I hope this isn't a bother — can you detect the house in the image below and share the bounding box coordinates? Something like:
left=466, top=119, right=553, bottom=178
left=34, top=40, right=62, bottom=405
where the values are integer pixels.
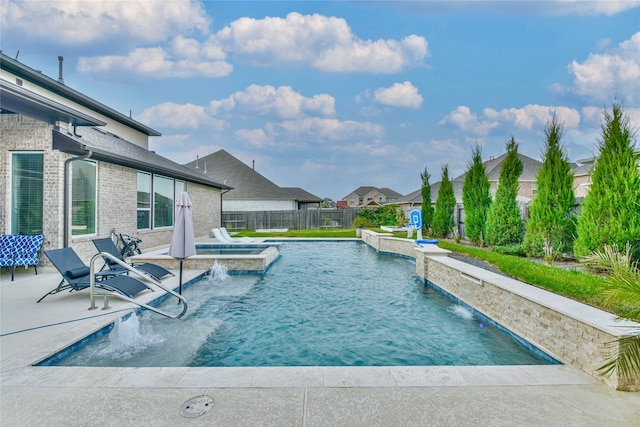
left=184, top=149, right=322, bottom=211
left=342, top=186, right=403, bottom=208
left=0, top=53, right=230, bottom=263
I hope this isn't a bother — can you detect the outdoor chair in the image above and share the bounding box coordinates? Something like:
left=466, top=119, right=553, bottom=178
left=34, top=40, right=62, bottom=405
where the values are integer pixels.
left=40, top=248, right=153, bottom=303
left=13, top=234, right=44, bottom=281
left=92, top=237, right=174, bottom=281
left=219, top=227, right=254, bottom=243
left=0, top=234, right=44, bottom=281
left=0, top=235, right=17, bottom=270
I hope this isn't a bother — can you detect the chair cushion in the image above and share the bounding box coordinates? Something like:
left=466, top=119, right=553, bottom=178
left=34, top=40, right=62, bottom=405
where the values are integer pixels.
left=66, top=266, right=90, bottom=279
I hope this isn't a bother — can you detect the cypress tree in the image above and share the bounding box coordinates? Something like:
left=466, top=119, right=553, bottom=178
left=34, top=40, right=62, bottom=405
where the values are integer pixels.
left=420, top=166, right=434, bottom=234
left=574, top=101, right=640, bottom=260
left=462, top=144, right=491, bottom=245
left=432, top=164, right=456, bottom=238
left=524, top=115, right=576, bottom=258
left=485, top=137, right=524, bottom=247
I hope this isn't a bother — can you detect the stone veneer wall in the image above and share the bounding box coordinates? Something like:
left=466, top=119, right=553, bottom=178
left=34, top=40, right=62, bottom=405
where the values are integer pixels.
left=362, top=230, right=639, bottom=391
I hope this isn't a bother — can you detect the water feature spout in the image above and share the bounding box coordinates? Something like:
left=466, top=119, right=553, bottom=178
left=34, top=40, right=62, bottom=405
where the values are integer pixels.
left=209, top=261, right=230, bottom=283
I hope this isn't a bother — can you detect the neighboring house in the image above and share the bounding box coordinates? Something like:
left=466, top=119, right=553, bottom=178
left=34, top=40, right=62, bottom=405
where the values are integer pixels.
left=0, top=53, right=230, bottom=263
left=342, top=186, right=403, bottom=208
left=184, top=149, right=322, bottom=211
left=282, top=188, right=323, bottom=210
left=572, top=159, right=594, bottom=199
left=572, top=151, right=640, bottom=198
left=396, top=153, right=542, bottom=219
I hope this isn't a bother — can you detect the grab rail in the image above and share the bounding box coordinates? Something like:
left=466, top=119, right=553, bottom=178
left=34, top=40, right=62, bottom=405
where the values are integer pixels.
left=89, top=252, right=188, bottom=318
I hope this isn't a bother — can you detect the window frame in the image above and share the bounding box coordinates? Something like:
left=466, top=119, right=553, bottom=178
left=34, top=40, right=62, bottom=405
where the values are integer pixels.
left=10, top=151, right=44, bottom=235
left=70, top=159, right=98, bottom=236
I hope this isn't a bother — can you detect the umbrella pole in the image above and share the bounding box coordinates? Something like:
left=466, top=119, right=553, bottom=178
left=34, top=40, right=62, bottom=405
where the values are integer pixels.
left=179, top=260, right=183, bottom=295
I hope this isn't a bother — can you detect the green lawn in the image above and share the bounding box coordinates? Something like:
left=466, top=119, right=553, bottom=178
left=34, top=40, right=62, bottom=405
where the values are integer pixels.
left=235, top=228, right=632, bottom=318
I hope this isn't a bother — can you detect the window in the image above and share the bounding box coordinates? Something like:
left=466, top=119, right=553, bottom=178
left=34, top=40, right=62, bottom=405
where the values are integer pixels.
left=11, top=152, right=43, bottom=234
left=137, top=172, right=183, bottom=230
left=71, top=160, right=97, bottom=235
left=153, top=175, right=174, bottom=228
left=137, top=172, right=151, bottom=229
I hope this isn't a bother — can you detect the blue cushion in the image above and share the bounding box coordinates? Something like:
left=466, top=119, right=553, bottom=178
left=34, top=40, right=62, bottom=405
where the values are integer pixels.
left=66, top=266, right=90, bottom=279
left=416, top=239, right=439, bottom=244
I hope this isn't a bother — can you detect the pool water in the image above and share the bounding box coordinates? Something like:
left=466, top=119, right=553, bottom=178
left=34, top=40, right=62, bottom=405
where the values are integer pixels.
left=195, top=248, right=265, bottom=255
left=50, top=241, right=554, bottom=367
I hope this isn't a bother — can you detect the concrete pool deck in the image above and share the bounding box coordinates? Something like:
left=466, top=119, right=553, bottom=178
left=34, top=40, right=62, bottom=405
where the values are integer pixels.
left=1, top=261, right=639, bottom=425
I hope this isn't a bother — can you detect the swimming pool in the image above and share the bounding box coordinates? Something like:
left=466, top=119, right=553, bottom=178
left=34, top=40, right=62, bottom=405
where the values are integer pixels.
left=45, top=241, right=556, bottom=367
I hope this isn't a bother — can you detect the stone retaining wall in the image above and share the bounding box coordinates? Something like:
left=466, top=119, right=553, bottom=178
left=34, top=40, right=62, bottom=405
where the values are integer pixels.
left=362, top=230, right=639, bottom=391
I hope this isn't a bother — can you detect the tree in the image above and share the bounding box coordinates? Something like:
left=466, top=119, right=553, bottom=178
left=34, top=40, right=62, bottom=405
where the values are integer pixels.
left=523, top=115, right=576, bottom=259
left=574, top=101, right=640, bottom=261
left=420, top=166, right=434, bottom=234
left=462, top=144, right=491, bottom=245
left=485, top=137, right=524, bottom=247
left=432, top=164, right=456, bottom=238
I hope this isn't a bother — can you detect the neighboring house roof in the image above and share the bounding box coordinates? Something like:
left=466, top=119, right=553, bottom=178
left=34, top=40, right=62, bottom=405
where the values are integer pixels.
left=453, top=152, right=542, bottom=182
left=348, top=186, right=378, bottom=197
left=282, top=187, right=323, bottom=203
left=1, top=53, right=160, bottom=136
left=343, top=186, right=403, bottom=200
left=378, top=187, right=404, bottom=199
left=185, top=149, right=294, bottom=200
left=53, top=126, right=230, bottom=189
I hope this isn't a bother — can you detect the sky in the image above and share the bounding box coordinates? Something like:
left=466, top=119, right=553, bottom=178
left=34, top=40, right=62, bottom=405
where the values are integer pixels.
left=2, top=1, right=639, bottom=201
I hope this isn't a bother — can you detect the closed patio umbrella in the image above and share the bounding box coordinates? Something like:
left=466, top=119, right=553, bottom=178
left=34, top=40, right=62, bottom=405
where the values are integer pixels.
left=168, top=192, right=196, bottom=294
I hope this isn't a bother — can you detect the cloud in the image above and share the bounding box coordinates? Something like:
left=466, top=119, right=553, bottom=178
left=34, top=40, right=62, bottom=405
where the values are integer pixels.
left=137, top=102, right=227, bottom=130
left=395, top=0, right=640, bottom=16
left=208, top=84, right=335, bottom=119
left=78, top=45, right=233, bottom=78
left=235, top=128, right=269, bottom=148
left=483, top=105, right=581, bottom=130
left=264, top=117, right=384, bottom=143
left=0, top=0, right=209, bottom=46
left=374, top=81, right=423, bottom=109
left=439, top=106, right=499, bottom=136
left=214, top=12, right=428, bottom=73
left=551, top=32, right=640, bottom=104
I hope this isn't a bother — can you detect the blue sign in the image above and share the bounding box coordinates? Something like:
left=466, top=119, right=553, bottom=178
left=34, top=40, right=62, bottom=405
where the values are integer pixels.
left=409, top=209, right=422, bottom=229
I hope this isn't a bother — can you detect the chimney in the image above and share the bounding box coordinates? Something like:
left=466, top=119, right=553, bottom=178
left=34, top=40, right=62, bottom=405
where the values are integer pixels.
left=57, top=56, right=65, bottom=84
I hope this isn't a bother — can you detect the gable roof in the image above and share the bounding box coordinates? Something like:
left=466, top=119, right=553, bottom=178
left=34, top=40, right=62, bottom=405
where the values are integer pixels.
left=53, top=127, right=229, bottom=189
left=378, top=187, right=404, bottom=199
left=282, top=187, right=323, bottom=203
left=453, top=152, right=542, bottom=182
left=185, top=150, right=294, bottom=200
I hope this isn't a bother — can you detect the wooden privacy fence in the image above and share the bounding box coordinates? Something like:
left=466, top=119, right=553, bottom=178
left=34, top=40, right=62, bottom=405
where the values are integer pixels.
left=222, top=209, right=361, bottom=231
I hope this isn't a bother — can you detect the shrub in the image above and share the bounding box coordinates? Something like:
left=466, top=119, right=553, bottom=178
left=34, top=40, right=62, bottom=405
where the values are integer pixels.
left=432, top=164, right=456, bottom=238
left=485, top=137, right=524, bottom=246
left=492, top=244, right=527, bottom=257
left=420, top=166, right=434, bottom=234
left=574, top=101, right=640, bottom=261
left=524, top=115, right=576, bottom=257
left=462, top=144, right=492, bottom=245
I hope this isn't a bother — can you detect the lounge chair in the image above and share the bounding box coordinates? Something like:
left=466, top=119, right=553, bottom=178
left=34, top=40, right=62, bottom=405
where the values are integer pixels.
left=92, top=237, right=174, bottom=281
left=40, top=248, right=152, bottom=303
left=219, top=227, right=254, bottom=243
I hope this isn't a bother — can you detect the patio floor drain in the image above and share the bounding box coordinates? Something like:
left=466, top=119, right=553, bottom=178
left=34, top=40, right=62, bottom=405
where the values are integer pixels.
left=180, top=395, right=215, bottom=418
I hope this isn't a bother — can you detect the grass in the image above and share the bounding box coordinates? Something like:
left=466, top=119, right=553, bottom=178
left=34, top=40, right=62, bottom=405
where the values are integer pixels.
left=235, top=228, right=632, bottom=317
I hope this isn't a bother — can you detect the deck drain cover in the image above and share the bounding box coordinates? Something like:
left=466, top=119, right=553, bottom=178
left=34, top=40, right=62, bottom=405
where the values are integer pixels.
left=180, top=395, right=214, bottom=418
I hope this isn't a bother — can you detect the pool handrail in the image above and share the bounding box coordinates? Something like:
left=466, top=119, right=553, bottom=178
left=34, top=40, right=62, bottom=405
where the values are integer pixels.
left=89, top=252, right=187, bottom=318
